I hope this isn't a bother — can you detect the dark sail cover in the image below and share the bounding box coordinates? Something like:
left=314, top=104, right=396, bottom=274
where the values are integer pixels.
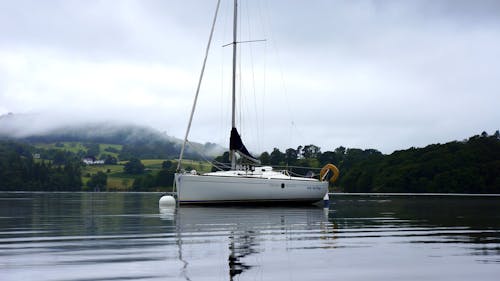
left=230, top=127, right=261, bottom=164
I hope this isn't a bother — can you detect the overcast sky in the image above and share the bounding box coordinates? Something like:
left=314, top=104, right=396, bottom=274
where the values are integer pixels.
left=1, top=0, right=499, bottom=154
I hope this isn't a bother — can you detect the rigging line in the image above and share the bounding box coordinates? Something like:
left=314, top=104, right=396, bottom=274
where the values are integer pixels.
left=219, top=0, right=229, bottom=148
left=257, top=0, right=268, bottom=149
left=237, top=0, right=243, bottom=135
left=288, top=170, right=316, bottom=178
left=274, top=38, right=295, bottom=149
left=222, top=39, right=266, bottom=47
left=238, top=39, right=267, bottom=44
left=239, top=0, right=246, bottom=147
left=245, top=0, right=261, bottom=153
left=230, top=0, right=239, bottom=169
left=184, top=141, right=229, bottom=171
left=272, top=165, right=323, bottom=171
left=261, top=0, right=297, bottom=149
left=177, top=0, right=221, bottom=171
left=217, top=18, right=226, bottom=148
left=211, top=159, right=231, bottom=170
left=219, top=41, right=225, bottom=147
left=211, top=162, right=231, bottom=171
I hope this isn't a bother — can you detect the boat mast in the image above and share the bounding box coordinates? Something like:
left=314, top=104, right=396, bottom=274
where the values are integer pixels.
left=177, top=0, right=221, bottom=171
left=230, top=0, right=238, bottom=170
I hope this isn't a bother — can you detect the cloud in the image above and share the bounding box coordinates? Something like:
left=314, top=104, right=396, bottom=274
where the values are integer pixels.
left=0, top=0, right=499, bottom=154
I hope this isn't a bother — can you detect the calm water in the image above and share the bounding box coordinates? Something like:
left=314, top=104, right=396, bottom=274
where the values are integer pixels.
left=1, top=192, right=499, bottom=281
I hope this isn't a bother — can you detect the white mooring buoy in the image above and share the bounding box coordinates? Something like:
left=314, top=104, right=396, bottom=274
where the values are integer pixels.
left=159, top=195, right=176, bottom=207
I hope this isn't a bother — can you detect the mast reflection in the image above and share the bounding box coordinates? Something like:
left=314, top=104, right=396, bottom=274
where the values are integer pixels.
left=163, top=206, right=333, bottom=280
left=228, top=230, right=258, bottom=280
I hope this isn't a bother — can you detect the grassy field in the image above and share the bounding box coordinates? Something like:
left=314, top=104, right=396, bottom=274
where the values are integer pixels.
left=99, top=143, right=122, bottom=158
left=82, top=159, right=212, bottom=191
left=175, top=159, right=212, bottom=173
left=35, top=142, right=87, bottom=154
left=116, top=159, right=212, bottom=173
left=82, top=164, right=133, bottom=191
left=34, top=142, right=123, bottom=158
left=82, top=164, right=124, bottom=175
left=32, top=141, right=212, bottom=191
left=141, top=159, right=166, bottom=170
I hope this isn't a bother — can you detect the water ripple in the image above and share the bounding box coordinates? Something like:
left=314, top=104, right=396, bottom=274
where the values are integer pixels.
left=1, top=193, right=499, bottom=281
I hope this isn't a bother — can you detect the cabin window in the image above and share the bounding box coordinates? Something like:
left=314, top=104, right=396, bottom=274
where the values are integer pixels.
left=281, top=183, right=285, bottom=189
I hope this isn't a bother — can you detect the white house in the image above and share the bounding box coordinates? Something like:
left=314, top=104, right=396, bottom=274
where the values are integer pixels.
left=82, top=158, right=105, bottom=165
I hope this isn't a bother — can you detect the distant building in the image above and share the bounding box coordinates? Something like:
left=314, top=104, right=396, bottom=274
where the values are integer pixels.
left=82, top=157, right=104, bottom=165
left=32, top=153, right=41, bottom=159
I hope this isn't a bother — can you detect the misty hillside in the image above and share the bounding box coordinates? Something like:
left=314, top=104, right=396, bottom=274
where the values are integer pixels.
left=0, top=113, right=224, bottom=159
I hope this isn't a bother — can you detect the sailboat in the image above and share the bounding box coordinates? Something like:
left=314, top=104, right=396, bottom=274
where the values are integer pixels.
left=174, top=0, right=338, bottom=204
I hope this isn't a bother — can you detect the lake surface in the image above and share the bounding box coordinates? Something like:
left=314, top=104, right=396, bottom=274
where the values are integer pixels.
left=1, top=192, right=499, bottom=281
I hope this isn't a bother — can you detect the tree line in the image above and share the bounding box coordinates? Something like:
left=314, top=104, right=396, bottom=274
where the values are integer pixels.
left=210, top=131, right=499, bottom=193
left=340, top=132, right=499, bottom=193
left=213, top=144, right=383, bottom=179
left=0, top=141, right=82, bottom=191
left=129, top=160, right=176, bottom=191
left=242, top=131, right=498, bottom=193
left=1, top=131, right=498, bottom=193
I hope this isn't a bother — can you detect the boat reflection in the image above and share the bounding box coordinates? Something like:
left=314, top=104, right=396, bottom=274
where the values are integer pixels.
left=160, top=206, right=336, bottom=280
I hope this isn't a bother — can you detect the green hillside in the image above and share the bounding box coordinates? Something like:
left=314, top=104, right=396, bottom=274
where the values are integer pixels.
left=33, top=142, right=123, bottom=158
left=252, top=132, right=499, bottom=194
left=338, top=133, right=499, bottom=193
left=1, top=131, right=498, bottom=193
left=81, top=158, right=212, bottom=191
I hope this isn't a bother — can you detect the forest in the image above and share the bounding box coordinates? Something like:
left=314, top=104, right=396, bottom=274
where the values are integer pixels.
left=0, top=141, right=82, bottom=191
left=338, top=132, right=499, bottom=193
left=0, top=131, right=498, bottom=193
left=218, top=131, right=500, bottom=193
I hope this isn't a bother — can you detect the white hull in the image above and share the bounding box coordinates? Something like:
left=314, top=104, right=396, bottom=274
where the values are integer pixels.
left=175, top=172, right=328, bottom=204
